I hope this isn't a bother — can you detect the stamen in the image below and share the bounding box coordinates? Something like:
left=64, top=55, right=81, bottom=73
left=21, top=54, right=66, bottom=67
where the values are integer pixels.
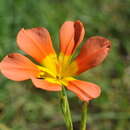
left=37, top=65, right=56, bottom=78
left=37, top=71, right=45, bottom=79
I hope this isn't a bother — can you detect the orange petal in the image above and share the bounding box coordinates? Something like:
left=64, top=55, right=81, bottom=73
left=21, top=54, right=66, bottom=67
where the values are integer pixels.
left=67, top=80, right=101, bottom=101
left=31, top=78, right=61, bottom=91
left=0, top=53, right=40, bottom=81
left=74, top=36, right=111, bottom=74
left=17, top=27, right=56, bottom=63
left=60, top=20, right=85, bottom=55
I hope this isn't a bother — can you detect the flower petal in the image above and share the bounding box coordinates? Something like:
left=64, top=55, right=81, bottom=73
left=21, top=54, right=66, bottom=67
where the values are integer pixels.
left=66, top=80, right=101, bottom=101
left=59, top=21, right=85, bottom=74
left=31, top=78, right=61, bottom=91
left=0, top=53, right=40, bottom=81
left=59, top=20, right=85, bottom=55
left=17, top=27, right=56, bottom=64
left=72, top=36, right=111, bottom=74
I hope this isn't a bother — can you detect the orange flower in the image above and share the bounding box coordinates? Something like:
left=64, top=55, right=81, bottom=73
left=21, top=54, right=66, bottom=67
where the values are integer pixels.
left=0, top=21, right=111, bottom=101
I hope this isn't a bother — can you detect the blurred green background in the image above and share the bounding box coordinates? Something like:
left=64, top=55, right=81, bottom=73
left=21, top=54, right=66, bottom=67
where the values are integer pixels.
left=0, top=0, right=130, bottom=130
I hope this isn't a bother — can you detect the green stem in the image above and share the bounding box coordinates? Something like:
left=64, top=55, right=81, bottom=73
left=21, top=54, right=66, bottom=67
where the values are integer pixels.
left=59, top=86, right=73, bottom=130
left=80, top=102, right=88, bottom=130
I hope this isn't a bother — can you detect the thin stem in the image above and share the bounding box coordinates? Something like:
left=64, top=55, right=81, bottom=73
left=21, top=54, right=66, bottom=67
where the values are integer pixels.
left=80, top=102, right=88, bottom=130
left=59, top=86, right=73, bottom=130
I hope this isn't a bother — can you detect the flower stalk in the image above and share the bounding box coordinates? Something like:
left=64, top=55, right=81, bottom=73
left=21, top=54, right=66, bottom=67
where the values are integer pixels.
left=80, top=102, right=88, bottom=130
left=59, top=86, right=73, bottom=130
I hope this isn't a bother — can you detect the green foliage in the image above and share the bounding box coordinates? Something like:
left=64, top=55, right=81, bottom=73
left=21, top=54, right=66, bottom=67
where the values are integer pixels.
left=0, top=0, right=129, bottom=129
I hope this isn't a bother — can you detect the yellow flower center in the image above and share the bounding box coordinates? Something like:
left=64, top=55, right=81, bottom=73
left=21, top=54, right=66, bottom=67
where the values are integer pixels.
left=36, top=53, right=77, bottom=85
